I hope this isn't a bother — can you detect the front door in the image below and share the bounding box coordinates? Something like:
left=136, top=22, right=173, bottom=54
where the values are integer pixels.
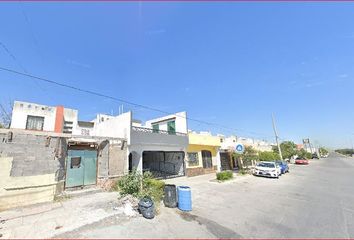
left=201, top=150, right=213, bottom=169
left=66, top=150, right=97, bottom=188
left=220, top=152, right=232, bottom=171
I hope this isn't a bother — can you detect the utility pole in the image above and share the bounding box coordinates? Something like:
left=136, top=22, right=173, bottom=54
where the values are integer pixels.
left=351, top=135, right=354, bottom=157
left=272, top=113, right=283, bottom=160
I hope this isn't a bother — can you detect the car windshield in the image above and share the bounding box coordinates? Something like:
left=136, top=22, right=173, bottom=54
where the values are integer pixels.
left=257, top=162, right=275, bottom=168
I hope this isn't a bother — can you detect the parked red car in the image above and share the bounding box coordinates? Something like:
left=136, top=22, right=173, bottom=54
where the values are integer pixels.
left=295, top=157, right=309, bottom=165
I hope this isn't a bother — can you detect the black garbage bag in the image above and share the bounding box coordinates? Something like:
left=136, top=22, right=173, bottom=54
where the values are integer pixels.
left=138, top=197, right=155, bottom=219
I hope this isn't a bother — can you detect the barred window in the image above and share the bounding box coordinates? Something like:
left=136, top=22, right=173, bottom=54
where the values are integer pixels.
left=26, top=115, right=44, bottom=131
left=202, top=150, right=213, bottom=169
left=187, top=152, right=199, bottom=166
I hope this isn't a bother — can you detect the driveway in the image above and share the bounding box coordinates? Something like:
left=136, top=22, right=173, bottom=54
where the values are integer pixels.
left=60, top=153, right=354, bottom=238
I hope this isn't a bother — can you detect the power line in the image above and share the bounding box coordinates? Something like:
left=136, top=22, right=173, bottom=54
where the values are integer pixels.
left=0, top=66, right=275, bottom=139
left=0, top=41, right=28, bottom=73
left=0, top=103, right=11, bottom=121
left=0, top=40, right=53, bottom=98
left=18, top=1, right=45, bottom=65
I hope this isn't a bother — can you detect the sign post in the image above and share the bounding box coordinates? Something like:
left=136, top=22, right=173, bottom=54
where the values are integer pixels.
left=235, top=143, right=244, bottom=154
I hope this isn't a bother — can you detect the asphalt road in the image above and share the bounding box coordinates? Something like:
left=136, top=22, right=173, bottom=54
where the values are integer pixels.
left=61, top=153, right=354, bottom=238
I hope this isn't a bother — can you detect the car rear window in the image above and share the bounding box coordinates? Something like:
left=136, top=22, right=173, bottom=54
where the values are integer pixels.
left=257, top=162, right=275, bottom=168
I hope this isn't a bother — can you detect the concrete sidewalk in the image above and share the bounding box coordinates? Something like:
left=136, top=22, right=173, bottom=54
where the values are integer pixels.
left=0, top=191, right=137, bottom=239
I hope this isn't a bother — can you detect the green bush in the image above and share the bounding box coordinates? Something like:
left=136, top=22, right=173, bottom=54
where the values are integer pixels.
left=259, top=151, right=280, bottom=161
left=305, top=152, right=312, bottom=159
left=115, top=169, right=165, bottom=205
left=142, top=176, right=165, bottom=204
left=216, top=171, right=234, bottom=181
left=116, top=168, right=142, bottom=197
left=238, top=168, right=247, bottom=175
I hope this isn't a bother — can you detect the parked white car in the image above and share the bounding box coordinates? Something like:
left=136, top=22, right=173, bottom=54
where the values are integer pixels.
left=253, top=161, right=280, bottom=178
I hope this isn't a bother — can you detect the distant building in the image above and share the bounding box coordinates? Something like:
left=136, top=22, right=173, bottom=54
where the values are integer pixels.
left=10, top=100, right=189, bottom=178
left=10, top=101, right=78, bottom=134
left=93, top=111, right=189, bottom=177
left=186, top=131, right=221, bottom=176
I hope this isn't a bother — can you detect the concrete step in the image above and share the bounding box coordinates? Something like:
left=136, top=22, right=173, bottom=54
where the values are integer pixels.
left=62, top=186, right=103, bottom=198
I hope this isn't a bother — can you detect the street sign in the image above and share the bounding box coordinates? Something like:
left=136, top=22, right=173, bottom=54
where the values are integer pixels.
left=235, top=143, right=244, bottom=154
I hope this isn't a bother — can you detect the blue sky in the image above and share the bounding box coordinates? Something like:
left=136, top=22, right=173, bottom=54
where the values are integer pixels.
left=1, top=2, right=354, bottom=148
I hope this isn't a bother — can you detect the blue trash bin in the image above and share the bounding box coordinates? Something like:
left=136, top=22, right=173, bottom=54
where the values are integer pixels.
left=177, top=186, right=192, bottom=211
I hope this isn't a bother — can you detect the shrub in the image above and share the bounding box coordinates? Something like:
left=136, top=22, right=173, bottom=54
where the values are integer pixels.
left=259, top=151, right=280, bottom=161
left=216, top=170, right=234, bottom=181
left=115, top=169, right=165, bottom=206
left=305, top=152, right=312, bottom=159
left=116, top=168, right=142, bottom=197
left=238, top=168, right=247, bottom=175
left=140, top=178, right=165, bottom=204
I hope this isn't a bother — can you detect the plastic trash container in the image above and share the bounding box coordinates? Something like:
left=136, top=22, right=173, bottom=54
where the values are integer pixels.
left=164, top=184, right=177, bottom=208
left=177, top=186, right=192, bottom=211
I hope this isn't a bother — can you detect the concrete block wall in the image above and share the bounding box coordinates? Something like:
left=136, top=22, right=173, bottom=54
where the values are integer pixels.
left=0, top=129, right=127, bottom=210
left=0, top=156, right=58, bottom=210
left=98, top=140, right=109, bottom=178
left=0, top=130, right=68, bottom=210
left=0, top=131, right=67, bottom=179
left=97, top=139, right=128, bottom=178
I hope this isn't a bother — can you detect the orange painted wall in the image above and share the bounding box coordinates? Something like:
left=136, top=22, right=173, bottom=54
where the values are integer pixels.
left=54, top=106, right=64, bottom=133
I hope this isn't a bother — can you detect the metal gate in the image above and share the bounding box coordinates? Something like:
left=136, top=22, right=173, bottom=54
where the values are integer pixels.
left=220, top=152, right=232, bottom=171
left=65, top=150, right=97, bottom=188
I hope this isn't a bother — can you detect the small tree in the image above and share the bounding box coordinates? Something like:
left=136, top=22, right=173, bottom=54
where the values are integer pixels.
left=259, top=151, right=280, bottom=161
left=319, top=147, right=329, bottom=156
left=233, top=146, right=259, bottom=169
left=297, top=148, right=308, bottom=158
left=273, top=141, right=297, bottom=159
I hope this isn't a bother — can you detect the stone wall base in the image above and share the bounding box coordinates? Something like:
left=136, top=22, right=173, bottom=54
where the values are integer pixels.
left=186, top=166, right=217, bottom=177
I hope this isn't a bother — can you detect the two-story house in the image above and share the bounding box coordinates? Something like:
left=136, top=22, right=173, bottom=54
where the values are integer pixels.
left=94, top=111, right=189, bottom=178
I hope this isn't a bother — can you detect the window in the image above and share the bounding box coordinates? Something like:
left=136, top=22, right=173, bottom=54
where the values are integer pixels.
left=201, top=150, right=213, bottom=169
left=152, top=124, right=159, bottom=133
left=26, top=115, right=44, bottom=131
left=167, top=120, right=176, bottom=135
left=187, top=152, right=199, bottom=166
left=70, top=157, right=81, bottom=168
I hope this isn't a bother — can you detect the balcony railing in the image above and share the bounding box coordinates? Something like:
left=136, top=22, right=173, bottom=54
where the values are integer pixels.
left=132, top=126, right=187, bottom=136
